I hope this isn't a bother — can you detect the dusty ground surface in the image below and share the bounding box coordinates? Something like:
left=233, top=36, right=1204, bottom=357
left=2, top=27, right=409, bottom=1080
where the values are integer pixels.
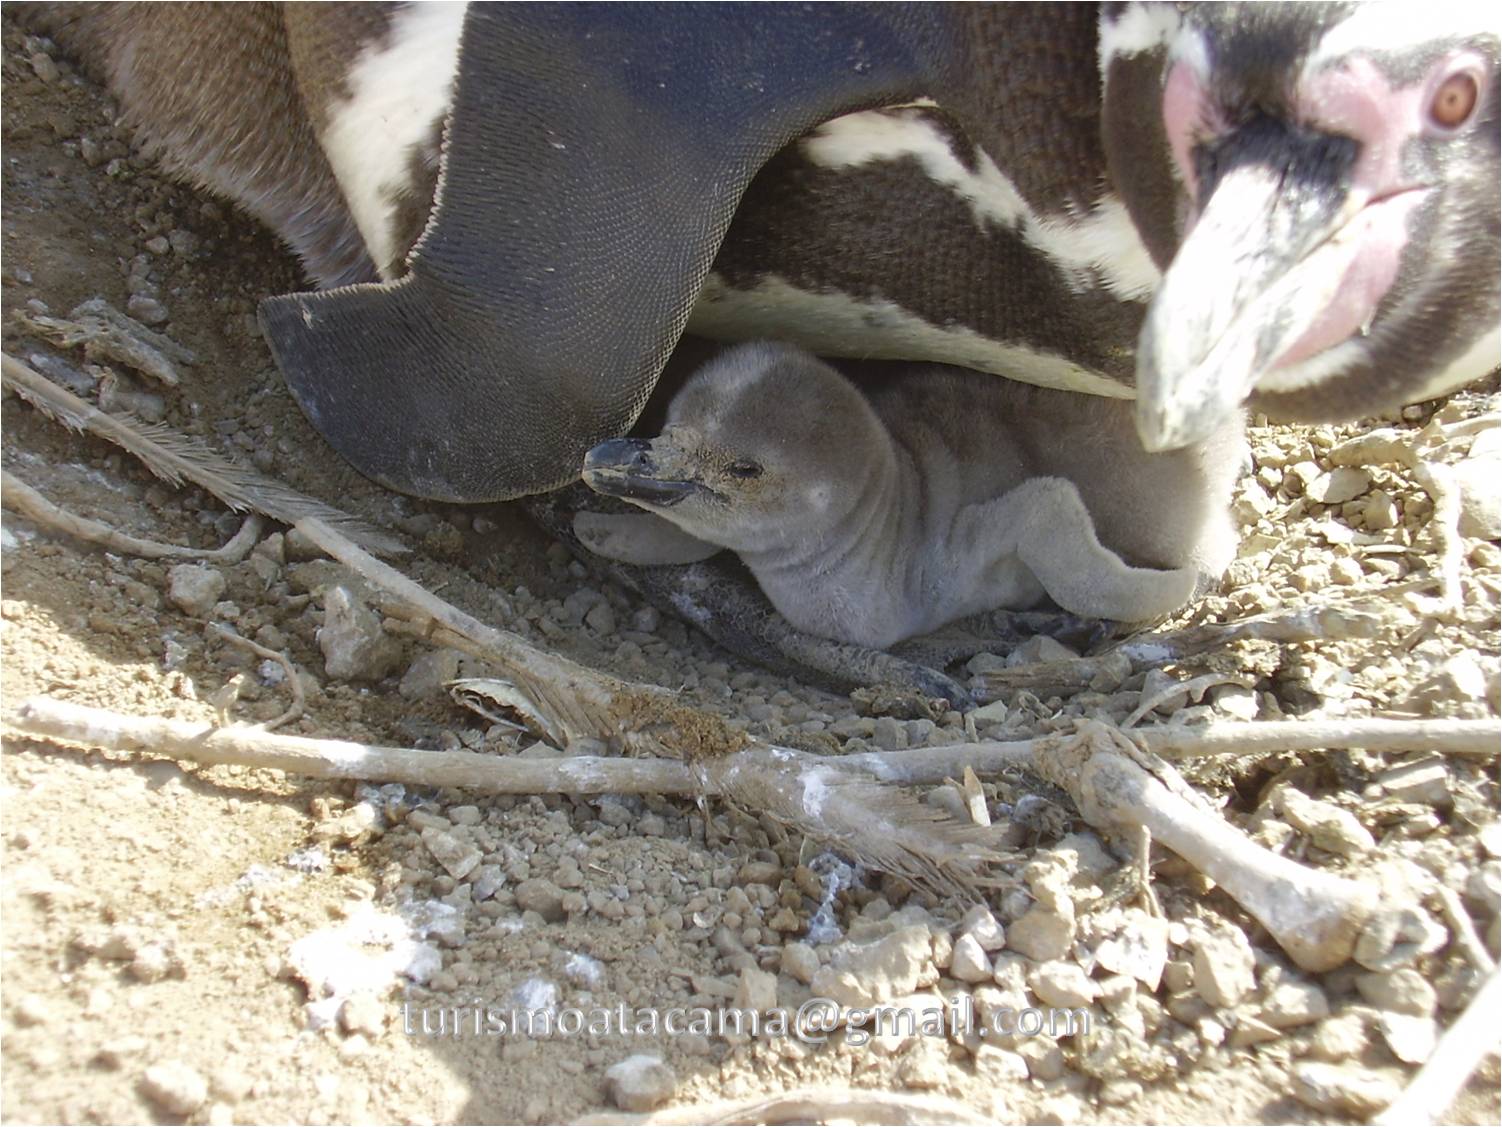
left=2, top=19, right=1499, bottom=1127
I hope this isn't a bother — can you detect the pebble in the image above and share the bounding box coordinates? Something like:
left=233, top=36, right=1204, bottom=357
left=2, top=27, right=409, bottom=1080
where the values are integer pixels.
left=604, top=1055, right=676, bottom=1112
left=948, top=933, right=993, bottom=984
left=1015, top=1038, right=1065, bottom=1081
left=1193, top=926, right=1256, bottom=1007
left=1260, top=979, right=1330, bottom=1028
left=872, top=717, right=908, bottom=751
left=125, top=294, right=169, bottom=325
left=960, top=905, right=1006, bottom=952
left=1005, top=902, right=1074, bottom=962
left=1306, top=1012, right=1369, bottom=1061
left=1356, top=968, right=1437, bottom=1017
left=29, top=51, right=60, bottom=83
left=338, top=994, right=386, bottom=1038
left=733, top=966, right=778, bottom=1011
left=398, top=649, right=462, bottom=700
left=420, top=828, right=481, bottom=881
left=1455, top=437, right=1500, bottom=539
left=809, top=925, right=936, bottom=1008
left=318, top=586, right=403, bottom=682
left=897, top=1039, right=949, bottom=1089
left=1306, top=466, right=1370, bottom=505
left=139, top=1061, right=208, bottom=1116
left=1277, top=790, right=1375, bottom=855
left=781, top=942, right=820, bottom=984
left=1028, top=962, right=1098, bottom=1008
left=1404, top=653, right=1491, bottom=714
left=584, top=601, right=617, bottom=634
left=1291, top=1062, right=1399, bottom=1117
left=514, top=878, right=566, bottom=923
left=1377, top=1011, right=1438, bottom=1064
left=166, top=563, right=227, bottom=617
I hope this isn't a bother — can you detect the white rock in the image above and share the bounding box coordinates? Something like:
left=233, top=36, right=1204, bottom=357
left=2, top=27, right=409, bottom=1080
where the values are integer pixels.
left=420, top=828, right=481, bottom=881
left=960, top=905, right=1007, bottom=952
left=166, top=564, right=226, bottom=617
left=1278, top=789, right=1375, bottom=855
left=1306, top=466, right=1371, bottom=505
left=1291, top=1062, right=1399, bottom=1117
left=780, top=942, right=819, bottom=985
left=1377, top=1011, right=1438, bottom=1064
left=1261, top=980, right=1330, bottom=1028
left=1356, top=968, right=1438, bottom=1017
left=809, top=925, right=937, bottom=1008
left=1093, top=910, right=1170, bottom=991
left=1006, top=904, right=1075, bottom=962
left=733, top=966, right=778, bottom=1012
left=319, top=585, right=402, bottom=682
left=949, top=933, right=993, bottom=983
left=1028, top=962, right=1098, bottom=1008
left=1189, top=925, right=1261, bottom=1015
left=604, top=1054, right=676, bottom=1112
left=139, top=1061, right=208, bottom=1116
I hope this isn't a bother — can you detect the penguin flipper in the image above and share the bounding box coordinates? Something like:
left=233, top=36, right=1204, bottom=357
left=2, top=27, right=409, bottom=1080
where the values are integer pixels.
left=572, top=511, right=722, bottom=567
left=261, top=4, right=934, bottom=502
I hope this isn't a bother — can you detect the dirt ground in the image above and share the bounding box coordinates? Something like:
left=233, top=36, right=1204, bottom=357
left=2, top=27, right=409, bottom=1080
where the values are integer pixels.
left=2, top=17, right=1499, bottom=1127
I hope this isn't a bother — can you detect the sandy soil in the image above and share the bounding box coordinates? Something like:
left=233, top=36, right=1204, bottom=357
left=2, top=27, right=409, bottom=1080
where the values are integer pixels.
left=3, top=17, right=1499, bottom=1127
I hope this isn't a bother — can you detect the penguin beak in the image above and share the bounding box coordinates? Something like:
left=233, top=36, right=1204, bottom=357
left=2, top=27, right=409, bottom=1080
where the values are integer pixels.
left=1135, top=152, right=1418, bottom=451
left=582, top=437, right=706, bottom=507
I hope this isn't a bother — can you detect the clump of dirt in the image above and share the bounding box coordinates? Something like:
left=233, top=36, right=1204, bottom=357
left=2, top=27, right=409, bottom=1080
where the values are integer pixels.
left=3, top=16, right=1499, bottom=1127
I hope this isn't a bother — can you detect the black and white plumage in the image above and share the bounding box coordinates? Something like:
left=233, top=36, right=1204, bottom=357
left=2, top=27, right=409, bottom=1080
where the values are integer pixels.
left=25, top=2, right=1500, bottom=502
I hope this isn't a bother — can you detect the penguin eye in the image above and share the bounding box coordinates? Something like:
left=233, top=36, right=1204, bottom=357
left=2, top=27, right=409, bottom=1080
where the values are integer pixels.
left=726, top=459, right=763, bottom=479
left=1428, top=69, right=1480, bottom=131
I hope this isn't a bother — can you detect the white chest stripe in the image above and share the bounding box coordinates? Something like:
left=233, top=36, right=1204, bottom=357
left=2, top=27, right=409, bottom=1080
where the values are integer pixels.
left=688, top=274, right=1136, bottom=400
left=800, top=109, right=1160, bottom=301
left=320, top=1, right=468, bottom=279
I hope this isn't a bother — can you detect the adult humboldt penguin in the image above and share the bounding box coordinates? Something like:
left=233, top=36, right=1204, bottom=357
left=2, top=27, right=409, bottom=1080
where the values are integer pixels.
left=24, top=3, right=1501, bottom=503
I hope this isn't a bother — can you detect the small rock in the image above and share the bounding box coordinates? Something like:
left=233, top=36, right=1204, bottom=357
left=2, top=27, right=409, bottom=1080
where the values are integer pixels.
left=1278, top=790, right=1375, bottom=855
left=1261, top=979, right=1330, bottom=1028
left=514, top=878, right=566, bottom=923
left=809, top=925, right=936, bottom=1008
left=1006, top=903, right=1075, bottom=962
left=125, top=294, right=169, bottom=325
left=872, top=717, right=908, bottom=751
left=1363, top=491, right=1400, bottom=530
left=318, top=586, right=403, bottom=682
left=733, top=966, right=778, bottom=1011
left=781, top=942, right=820, bottom=984
left=960, top=905, right=1006, bottom=952
left=1356, top=968, right=1438, bottom=1017
left=420, top=828, right=481, bottom=881
left=1291, top=1062, right=1399, bottom=1117
left=139, top=1061, right=208, bottom=1116
left=1028, top=962, right=1098, bottom=1008
left=949, top=933, right=993, bottom=984
left=1306, top=1012, right=1370, bottom=1061
left=973, top=1044, right=1029, bottom=1082
left=1377, top=1011, right=1438, bottom=1064
left=339, top=994, right=386, bottom=1037
left=1093, top=911, right=1169, bottom=991
left=1404, top=653, right=1490, bottom=714
left=11, top=994, right=49, bottom=1027
left=605, top=1054, right=676, bottom=1113
left=1307, top=466, right=1371, bottom=505
left=1015, top=1038, right=1065, bottom=1081
left=584, top=601, right=617, bottom=634
left=1455, top=447, right=1501, bottom=539
left=897, top=1040, right=949, bottom=1089
left=1228, top=1013, right=1282, bottom=1047
left=1192, top=926, right=1257, bottom=1008
left=166, top=564, right=227, bottom=617
left=29, top=51, right=60, bottom=83
left=398, top=649, right=462, bottom=700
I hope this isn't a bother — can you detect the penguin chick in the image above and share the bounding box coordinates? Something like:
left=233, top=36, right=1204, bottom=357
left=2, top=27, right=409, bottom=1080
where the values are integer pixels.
left=582, top=343, right=1245, bottom=649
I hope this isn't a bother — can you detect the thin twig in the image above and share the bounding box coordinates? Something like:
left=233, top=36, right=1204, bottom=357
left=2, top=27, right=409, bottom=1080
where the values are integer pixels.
left=1431, top=885, right=1498, bottom=975
left=575, top=1087, right=995, bottom=1126
left=2, top=470, right=263, bottom=563
left=1371, top=968, right=1502, bottom=1127
left=209, top=623, right=306, bottom=731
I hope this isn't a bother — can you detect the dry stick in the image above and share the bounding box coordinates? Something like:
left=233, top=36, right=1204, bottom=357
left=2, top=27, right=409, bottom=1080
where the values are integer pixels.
left=2, top=696, right=1005, bottom=895
left=208, top=624, right=306, bottom=731
left=1371, top=968, right=1502, bottom=1127
left=2, top=470, right=264, bottom=563
left=1431, top=885, right=1498, bottom=974
left=576, top=1087, right=996, bottom=1126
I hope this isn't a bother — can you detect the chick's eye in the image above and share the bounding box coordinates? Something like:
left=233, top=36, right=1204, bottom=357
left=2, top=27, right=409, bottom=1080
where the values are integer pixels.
left=1429, top=70, right=1480, bottom=130
left=727, top=459, right=762, bottom=479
